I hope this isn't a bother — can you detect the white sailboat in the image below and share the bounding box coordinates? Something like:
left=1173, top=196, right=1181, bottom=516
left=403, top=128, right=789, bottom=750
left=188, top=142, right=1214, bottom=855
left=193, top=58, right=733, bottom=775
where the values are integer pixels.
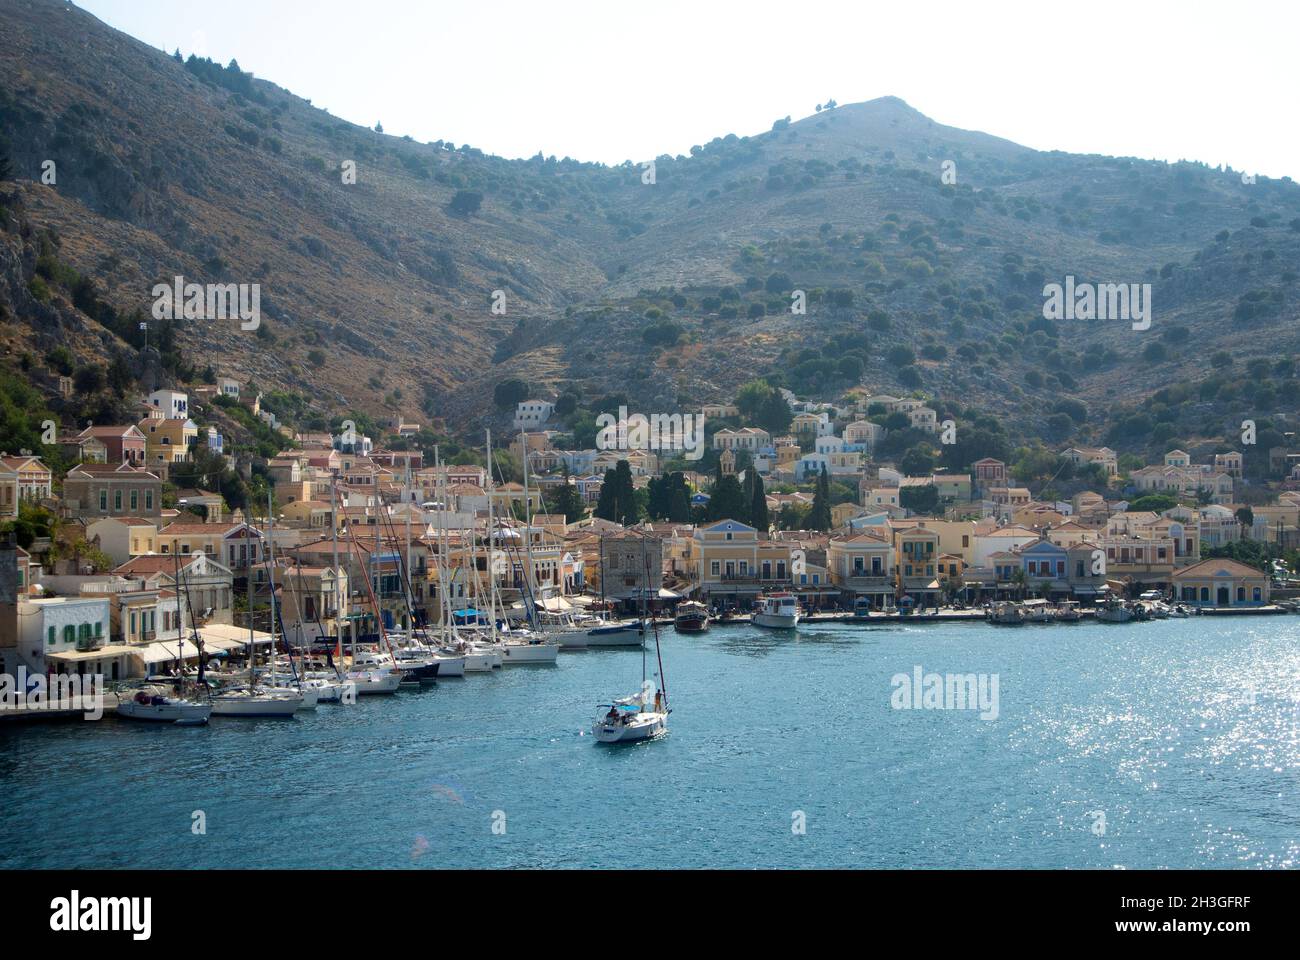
left=592, top=534, right=670, bottom=744
left=489, top=430, right=559, bottom=666
left=118, top=553, right=213, bottom=724
left=116, top=683, right=211, bottom=725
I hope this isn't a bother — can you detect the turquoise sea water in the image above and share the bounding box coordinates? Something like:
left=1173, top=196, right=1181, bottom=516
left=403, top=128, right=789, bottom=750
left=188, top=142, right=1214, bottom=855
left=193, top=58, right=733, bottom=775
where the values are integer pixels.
left=2, top=617, right=1298, bottom=869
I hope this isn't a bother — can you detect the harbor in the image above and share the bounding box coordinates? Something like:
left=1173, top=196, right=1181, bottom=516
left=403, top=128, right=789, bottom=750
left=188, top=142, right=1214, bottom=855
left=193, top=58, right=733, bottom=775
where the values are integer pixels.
left=3, top=615, right=1298, bottom=870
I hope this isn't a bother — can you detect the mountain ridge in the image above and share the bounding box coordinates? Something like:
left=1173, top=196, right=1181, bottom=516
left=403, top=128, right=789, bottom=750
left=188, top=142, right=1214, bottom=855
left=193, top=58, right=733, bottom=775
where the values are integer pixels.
left=1, top=0, right=1297, bottom=451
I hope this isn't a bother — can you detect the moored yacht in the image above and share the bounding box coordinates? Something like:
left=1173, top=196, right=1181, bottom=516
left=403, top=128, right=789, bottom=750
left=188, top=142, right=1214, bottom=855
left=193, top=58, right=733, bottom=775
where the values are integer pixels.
left=673, top=601, right=710, bottom=633
left=752, top=593, right=800, bottom=629
left=116, top=685, right=211, bottom=725
left=210, top=686, right=303, bottom=717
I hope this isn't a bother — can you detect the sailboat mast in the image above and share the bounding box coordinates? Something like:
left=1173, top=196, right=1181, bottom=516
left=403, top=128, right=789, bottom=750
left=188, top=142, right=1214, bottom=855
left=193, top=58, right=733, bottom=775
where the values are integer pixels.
left=330, top=474, right=342, bottom=661
left=266, top=490, right=280, bottom=681
left=485, top=429, right=497, bottom=646
left=174, top=549, right=184, bottom=693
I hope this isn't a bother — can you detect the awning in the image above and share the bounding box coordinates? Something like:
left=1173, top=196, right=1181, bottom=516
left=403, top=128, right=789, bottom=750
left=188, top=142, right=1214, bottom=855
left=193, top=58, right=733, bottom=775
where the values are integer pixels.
left=535, top=596, right=575, bottom=613
left=132, top=634, right=264, bottom=664
left=47, top=644, right=136, bottom=663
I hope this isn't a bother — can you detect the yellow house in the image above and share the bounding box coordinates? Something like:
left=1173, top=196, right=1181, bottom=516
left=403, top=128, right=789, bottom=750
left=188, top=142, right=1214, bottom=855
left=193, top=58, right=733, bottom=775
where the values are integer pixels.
left=891, top=525, right=942, bottom=602
left=690, top=519, right=792, bottom=603
left=86, top=517, right=158, bottom=566
left=281, top=500, right=333, bottom=530
left=1172, top=558, right=1270, bottom=607
left=139, top=417, right=198, bottom=469
left=901, top=519, right=976, bottom=564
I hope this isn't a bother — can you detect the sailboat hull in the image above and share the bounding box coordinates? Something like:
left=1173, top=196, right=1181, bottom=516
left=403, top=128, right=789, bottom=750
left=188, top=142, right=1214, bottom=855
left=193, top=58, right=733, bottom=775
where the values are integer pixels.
left=117, top=698, right=212, bottom=725
left=592, top=712, right=667, bottom=743
left=210, top=694, right=302, bottom=717
left=585, top=623, right=645, bottom=647
left=500, top=642, right=559, bottom=664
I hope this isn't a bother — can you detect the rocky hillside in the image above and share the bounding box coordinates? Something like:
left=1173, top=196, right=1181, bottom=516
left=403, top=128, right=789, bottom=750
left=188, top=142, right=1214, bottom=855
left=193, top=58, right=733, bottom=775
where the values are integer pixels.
left=1, top=0, right=1297, bottom=447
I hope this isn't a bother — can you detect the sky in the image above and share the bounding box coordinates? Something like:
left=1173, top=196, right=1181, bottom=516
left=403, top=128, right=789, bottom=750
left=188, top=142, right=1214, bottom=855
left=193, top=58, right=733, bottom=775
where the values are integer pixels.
left=77, top=0, right=1299, bottom=180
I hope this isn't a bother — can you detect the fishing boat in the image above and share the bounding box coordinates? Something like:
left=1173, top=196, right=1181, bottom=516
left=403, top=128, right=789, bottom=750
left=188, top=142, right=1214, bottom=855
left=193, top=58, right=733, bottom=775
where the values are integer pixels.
left=1167, top=603, right=1191, bottom=618
left=1095, top=595, right=1133, bottom=623
left=1054, top=600, right=1083, bottom=622
left=116, top=684, right=211, bottom=725
left=988, top=601, right=1026, bottom=625
left=1021, top=598, right=1054, bottom=623
left=673, top=600, right=710, bottom=633
left=752, top=592, right=800, bottom=629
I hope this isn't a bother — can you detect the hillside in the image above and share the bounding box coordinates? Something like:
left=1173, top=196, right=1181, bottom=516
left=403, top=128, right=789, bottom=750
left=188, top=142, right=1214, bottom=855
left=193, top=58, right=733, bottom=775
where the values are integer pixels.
left=1, top=0, right=1298, bottom=453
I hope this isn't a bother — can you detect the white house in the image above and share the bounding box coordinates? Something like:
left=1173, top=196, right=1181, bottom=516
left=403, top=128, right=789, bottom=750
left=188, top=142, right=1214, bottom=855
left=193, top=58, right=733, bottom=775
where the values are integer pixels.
left=514, top=400, right=555, bottom=431
left=15, top=596, right=112, bottom=675
left=814, top=435, right=846, bottom=455
left=147, top=389, right=189, bottom=419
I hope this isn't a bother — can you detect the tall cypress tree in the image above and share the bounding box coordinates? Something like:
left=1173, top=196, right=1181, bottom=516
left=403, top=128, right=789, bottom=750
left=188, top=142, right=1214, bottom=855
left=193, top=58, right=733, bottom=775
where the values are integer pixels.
left=668, top=480, right=691, bottom=523
left=708, top=475, right=748, bottom=523
left=594, top=467, right=618, bottom=521
left=613, top=459, right=637, bottom=524
left=809, top=465, right=832, bottom=530
left=750, top=470, right=769, bottom=532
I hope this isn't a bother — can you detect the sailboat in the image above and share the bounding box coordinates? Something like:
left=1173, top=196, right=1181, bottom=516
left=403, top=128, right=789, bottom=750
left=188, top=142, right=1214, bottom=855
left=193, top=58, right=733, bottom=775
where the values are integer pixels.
left=583, top=532, right=646, bottom=646
left=592, top=538, right=670, bottom=744
left=119, top=552, right=212, bottom=724
left=486, top=429, right=558, bottom=665
left=211, top=509, right=303, bottom=718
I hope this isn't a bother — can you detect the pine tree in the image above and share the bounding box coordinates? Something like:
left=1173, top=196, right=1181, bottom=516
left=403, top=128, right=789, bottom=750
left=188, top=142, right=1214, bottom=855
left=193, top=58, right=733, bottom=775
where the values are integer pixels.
left=547, top=481, right=584, bottom=523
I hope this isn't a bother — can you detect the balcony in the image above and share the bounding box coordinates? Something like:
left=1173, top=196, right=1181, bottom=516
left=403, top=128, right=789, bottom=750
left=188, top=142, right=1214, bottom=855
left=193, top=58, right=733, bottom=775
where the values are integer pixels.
left=712, top=573, right=789, bottom=585
left=837, top=572, right=890, bottom=587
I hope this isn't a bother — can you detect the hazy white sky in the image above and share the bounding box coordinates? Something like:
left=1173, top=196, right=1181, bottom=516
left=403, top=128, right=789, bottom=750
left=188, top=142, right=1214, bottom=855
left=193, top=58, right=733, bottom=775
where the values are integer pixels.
left=78, top=0, right=1299, bottom=179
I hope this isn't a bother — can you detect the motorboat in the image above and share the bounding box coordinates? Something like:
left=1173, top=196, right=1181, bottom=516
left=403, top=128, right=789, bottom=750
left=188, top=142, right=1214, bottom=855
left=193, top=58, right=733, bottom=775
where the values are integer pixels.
left=988, top=601, right=1026, bottom=625
left=752, top=593, right=800, bottom=629
left=1095, top=595, right=1133, bottom=623
left=1021, top=598, right=1054, bottom=623
left=116, top=685, right=211, bottom=725
left=673, top=601, right=710, bottom=633
left=1054, top=601, right=1082, bottom=622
